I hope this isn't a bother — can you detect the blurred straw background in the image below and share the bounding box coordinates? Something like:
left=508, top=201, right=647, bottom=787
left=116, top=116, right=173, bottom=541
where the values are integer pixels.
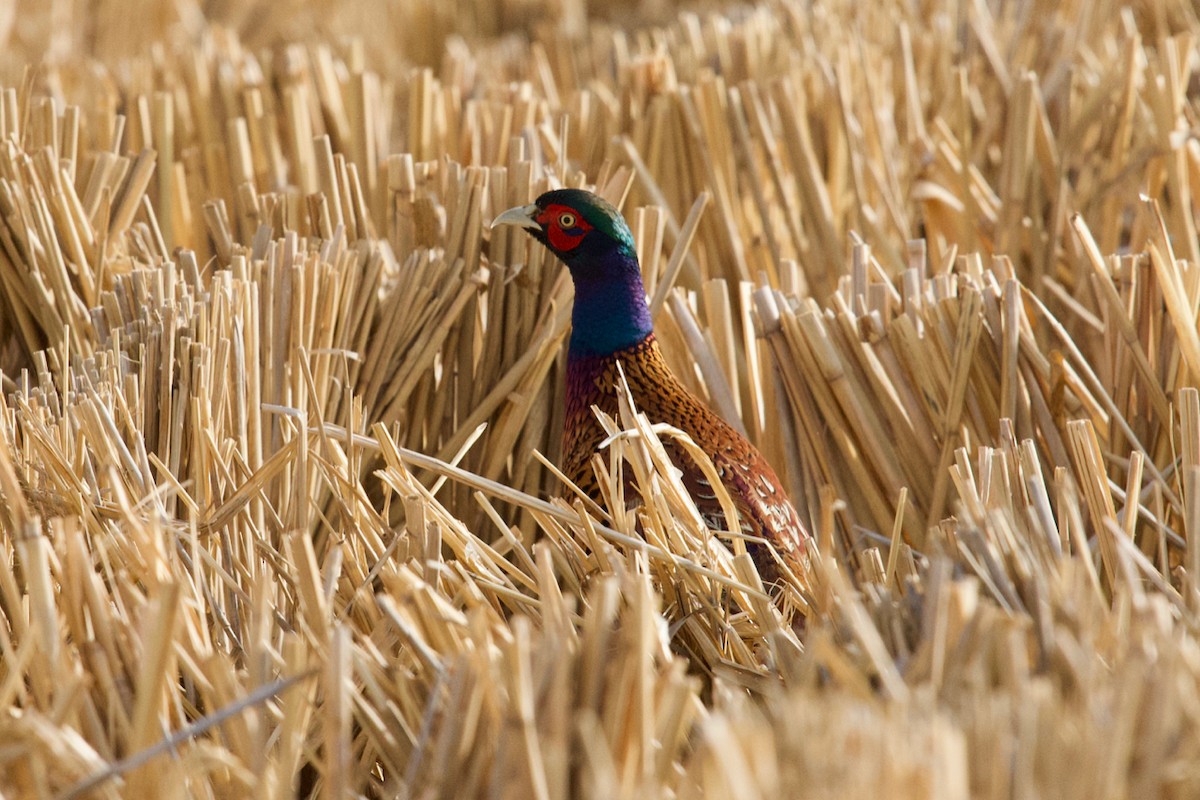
left=3, top=0, right=1200, bottom=797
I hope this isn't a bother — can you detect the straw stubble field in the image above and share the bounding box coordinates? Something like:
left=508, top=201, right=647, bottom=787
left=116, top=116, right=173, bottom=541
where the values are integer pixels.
left=2, top=0, right=1200, bottom=797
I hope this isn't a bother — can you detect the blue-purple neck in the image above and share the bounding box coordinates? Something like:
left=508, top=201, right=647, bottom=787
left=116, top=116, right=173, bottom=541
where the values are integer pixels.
left=567, top=248, right=654, bottom=358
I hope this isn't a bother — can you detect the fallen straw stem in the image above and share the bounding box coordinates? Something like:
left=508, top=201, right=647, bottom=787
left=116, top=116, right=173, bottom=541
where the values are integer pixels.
left=283, top=422, right=774, bottom=599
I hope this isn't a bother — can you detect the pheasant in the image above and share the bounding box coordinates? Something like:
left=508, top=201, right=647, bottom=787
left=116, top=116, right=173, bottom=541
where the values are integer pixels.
left=493, top=189, right=809, bottom=585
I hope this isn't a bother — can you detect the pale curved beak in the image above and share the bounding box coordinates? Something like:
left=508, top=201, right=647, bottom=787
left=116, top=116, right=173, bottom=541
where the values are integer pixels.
left=491, top=203, right=541, bottom=231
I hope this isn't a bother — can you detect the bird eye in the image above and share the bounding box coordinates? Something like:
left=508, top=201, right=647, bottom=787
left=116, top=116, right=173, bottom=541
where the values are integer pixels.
left=558, top=212, right=577, bottom=229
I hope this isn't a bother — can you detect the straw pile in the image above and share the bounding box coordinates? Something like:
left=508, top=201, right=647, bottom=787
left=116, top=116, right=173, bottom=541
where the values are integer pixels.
left=2, top=0, right=1200, bottom=797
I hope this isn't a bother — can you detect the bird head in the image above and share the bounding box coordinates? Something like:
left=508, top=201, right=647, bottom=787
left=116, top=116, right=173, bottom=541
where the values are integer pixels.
left=493, top=188, right=653, bottom=356
left=491, top=189, right=637, bottom=278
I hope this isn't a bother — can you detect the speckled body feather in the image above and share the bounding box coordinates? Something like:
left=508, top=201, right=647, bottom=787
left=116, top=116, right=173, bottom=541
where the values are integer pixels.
left=564, top=334, right=805, bottom=583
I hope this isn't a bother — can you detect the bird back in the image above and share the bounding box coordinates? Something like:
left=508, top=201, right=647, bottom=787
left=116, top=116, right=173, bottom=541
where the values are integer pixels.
left=563, top=334, right=807, bottom=584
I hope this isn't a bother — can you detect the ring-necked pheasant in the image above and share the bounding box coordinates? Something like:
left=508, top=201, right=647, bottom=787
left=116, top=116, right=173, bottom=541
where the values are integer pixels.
left=493, top=189, right=809, bottom=585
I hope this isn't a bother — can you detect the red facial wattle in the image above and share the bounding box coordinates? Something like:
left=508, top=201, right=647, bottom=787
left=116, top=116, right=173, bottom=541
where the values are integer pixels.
left=537, top=203, right=594, bottom=253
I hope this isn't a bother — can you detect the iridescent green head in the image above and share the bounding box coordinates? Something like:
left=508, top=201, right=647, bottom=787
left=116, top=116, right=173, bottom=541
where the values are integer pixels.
left=493, top=189, right=652, bottom=357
